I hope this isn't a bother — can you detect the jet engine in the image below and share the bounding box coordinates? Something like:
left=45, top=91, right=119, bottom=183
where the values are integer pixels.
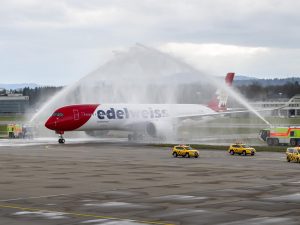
left=145, top=121, right=174, bottom=139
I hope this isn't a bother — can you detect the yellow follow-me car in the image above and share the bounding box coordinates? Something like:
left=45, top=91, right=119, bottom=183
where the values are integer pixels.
left=228, top=143, right=256, bottom=156
left=172, top=145, right=199, bottom=158
left=286, top=147, right=300, bottom=163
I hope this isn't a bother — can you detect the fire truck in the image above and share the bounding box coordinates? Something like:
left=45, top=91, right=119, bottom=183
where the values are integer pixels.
left=7, top=124, right=23, bottom=138
left=7, top=124, right=34, bottom=139
left=259, top=126, right=300, bottom=146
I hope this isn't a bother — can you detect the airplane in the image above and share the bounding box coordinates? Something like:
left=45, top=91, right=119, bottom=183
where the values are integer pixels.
left=45, top=73, right=235, bottom=143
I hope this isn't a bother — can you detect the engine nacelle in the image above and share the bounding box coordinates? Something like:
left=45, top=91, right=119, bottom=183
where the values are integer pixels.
left=145, top=121, right=174, bottom=139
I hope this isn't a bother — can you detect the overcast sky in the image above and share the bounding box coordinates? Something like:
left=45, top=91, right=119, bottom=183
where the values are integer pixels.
left=1, top=0, right=300, bottom=85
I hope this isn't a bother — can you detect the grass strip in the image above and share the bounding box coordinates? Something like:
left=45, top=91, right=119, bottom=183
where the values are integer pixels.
left=0, top=125, right=7, bottom=132
left=0, top=116, right=25, bottom=122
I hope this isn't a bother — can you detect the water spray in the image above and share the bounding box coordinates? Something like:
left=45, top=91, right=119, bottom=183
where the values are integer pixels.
left=29, top=44, right=271, bottom=142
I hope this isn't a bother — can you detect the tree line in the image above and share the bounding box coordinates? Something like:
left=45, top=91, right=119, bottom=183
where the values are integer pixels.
left=21, top=86, right=63, bottom=106
left=235, top=81, right=300, bottom=100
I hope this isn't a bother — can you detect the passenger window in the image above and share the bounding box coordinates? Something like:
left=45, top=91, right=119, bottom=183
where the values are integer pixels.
left=290, top=131, right=295, bottom=137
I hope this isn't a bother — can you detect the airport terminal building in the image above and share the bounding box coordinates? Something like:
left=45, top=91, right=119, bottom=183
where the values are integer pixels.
left=251, top=94, right=300, bottom=117
left=0, top=92, right=29, bottom=115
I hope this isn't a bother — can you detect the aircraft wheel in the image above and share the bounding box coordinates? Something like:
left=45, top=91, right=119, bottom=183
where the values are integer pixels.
left=290, top=139, right=297, bottom=146
left=128, top=134, right=133, bottom=141
left=267, top=138, right=273, bottom=146
left=58, top=138, right=65, bottom=144
left=273, top=138, right=279, bottom=146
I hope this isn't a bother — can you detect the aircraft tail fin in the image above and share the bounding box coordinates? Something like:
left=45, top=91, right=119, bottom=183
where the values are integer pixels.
left=207, top=72, right=235, bottom=112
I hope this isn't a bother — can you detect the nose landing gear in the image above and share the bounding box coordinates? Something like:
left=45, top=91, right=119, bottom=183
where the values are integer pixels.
left=58, top=135, right=65, bottom=144
left=56, top=131, right=65, bottom=144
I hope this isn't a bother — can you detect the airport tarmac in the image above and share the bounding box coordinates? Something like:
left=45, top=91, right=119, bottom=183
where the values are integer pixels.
left=0, top=142, right=299, bottom=225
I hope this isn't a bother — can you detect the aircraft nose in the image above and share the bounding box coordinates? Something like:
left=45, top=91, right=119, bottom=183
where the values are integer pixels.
left=45, top=118, right=56, bottom=130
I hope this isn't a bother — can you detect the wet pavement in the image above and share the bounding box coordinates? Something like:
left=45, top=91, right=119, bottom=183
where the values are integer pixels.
left=0, top=142, right=299, bottom=224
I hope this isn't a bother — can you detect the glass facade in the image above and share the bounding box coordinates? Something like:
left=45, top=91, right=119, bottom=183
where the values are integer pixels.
left=0, top=97, right=29, bottom=113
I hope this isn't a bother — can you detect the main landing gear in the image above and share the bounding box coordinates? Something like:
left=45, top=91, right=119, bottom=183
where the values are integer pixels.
left=56, top=131, right=65, bottom=144
left=128, top=132, right=144, bottom=141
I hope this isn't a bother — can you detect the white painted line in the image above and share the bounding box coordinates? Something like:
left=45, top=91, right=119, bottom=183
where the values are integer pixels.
left=255, top=158, right=284, bottom=161
left=13, top=210, right=68, bottom=219
left=0, top=193, right=72, bottom=202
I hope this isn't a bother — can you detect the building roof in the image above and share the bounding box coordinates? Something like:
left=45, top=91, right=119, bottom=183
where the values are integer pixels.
left=0, top=96, right=29, bottom=100
left=289, top=95, right=300, bottom=103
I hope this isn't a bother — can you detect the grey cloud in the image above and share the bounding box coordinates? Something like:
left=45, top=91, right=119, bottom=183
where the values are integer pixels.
left=1, top=0, right=300, bottom=47
left=0, top=0, right=300, bottom=84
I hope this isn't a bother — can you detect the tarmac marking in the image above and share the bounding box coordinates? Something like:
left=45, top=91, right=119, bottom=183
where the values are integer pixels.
left=0, top=204, right=174, bottom=225
left=255, top=157, right=284, bottom=161
left=0, top=193, right=72, bottom=202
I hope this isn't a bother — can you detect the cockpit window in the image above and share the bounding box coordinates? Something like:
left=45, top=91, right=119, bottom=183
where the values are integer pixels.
left=52, top=112, right=64, bottom=117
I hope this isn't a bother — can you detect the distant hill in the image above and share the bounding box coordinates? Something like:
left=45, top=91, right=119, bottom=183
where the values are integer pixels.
left=0, top=83, right=40, bottom=90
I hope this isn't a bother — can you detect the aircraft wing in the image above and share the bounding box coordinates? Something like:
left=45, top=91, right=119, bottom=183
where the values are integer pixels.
left=175, top=107, right=283, bottom=120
